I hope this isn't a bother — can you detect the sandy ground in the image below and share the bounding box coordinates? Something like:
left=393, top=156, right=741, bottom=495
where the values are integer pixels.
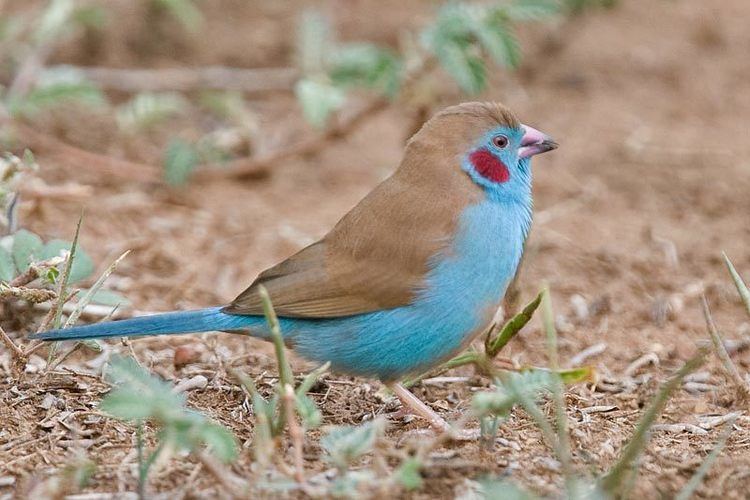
left=2, top=0, right=750, bottom=498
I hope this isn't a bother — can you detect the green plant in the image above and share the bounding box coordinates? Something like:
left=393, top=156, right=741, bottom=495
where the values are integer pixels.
left=1, top=0, right=106, bottom=118
left=231, top=285, right=329, bottom=479
left=470, top=287, right=711, bottom=499
left=294, top=1, right=561, bottom=128
left=154, top=0, right=203, bottom=32
left=101, top=356, right=238, bottom=498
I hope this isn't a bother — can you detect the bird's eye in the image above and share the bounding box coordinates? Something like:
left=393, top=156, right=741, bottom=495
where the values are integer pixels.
left=492, top=134, right=509, bottom=149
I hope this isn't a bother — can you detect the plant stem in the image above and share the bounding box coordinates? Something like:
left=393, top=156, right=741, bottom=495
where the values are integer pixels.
left=487, top=291, right=543, bottom=357
left=723, top=252, right=750, bottom=317
left=701, top=295, right=749, bottom=397
left=257, top=285, right=293, bottom=388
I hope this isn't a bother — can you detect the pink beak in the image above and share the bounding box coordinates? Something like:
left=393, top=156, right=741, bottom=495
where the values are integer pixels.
left=519, top=124, right=558, bottom=159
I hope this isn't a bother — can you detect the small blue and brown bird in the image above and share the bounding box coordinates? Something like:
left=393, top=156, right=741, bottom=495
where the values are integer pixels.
left=33, top=102, right=557, bottom=431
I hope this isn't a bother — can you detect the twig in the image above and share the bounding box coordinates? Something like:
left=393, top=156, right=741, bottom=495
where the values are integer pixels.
left=0, top=284, right=57, bottom=303
left=49, top=64, right=297, bottom=93
left=651, top=423, right=708, bottom=435
left=193, top=57, right=436, bottom=181
left=569, top=342, right=607, bottom=366
left=198, top=451, right=247, bottom=497
left=192, top=96, right=390, bottom=181
left=64, top=250, right=130, bottom=327
left=701, top=295, right=750, bottom=397
left=5, top=120, right=161, bottom=183
left=9, top=255, right=64, bottom=287
left=0, top=325, right=25, bottom=361
left=283, top=383, right=305, bottom=483
left=35, top=289, right=78, bottom=333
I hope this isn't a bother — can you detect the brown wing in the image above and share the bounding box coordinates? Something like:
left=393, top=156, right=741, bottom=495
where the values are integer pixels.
left=224, top=104, right=493, bottom=318
left=225, top=171, right=480, bottom=317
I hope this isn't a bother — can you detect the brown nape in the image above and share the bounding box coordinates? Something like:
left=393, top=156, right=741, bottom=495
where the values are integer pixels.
left=434, top=101, right=521, bottom=129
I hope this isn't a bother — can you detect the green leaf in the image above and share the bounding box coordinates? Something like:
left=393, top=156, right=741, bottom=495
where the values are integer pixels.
left=435, top=43, right=487, bottom=94
left=198, top=422, right=239, bottom=462
left=556, top=366, right=595, bottom=384
left=116, top=92, right=188, bottom=132
left=294, top=78, right=346, bottom=128
left=329, top=43, right=402, bottom=97
left=9, top=81, right=105, bottom=117
left=0, top=247, right=14, bottom=281
left=395, top=457, right=423, bottom=490
left=295, top=394, right=322, bottom=428
left=41, top=239, right=95, bottom=282
left=475, top=17, right=521, bottom=68
left=156, top=0, right=203, bottom=32
left=163, top=138, right=200, bottom=186
left=100, top=388, right=156, bottom=420
left=72, top=5, right=107, bottom=28
left=11, top=229, right=43, bottom=273
left=505, top=0, right=561, bottom=20
left=487, top=291, right=543, bottom=357
left=472, top=369, right=555, bottom=417
left=321, top=418, right=386, bottom=468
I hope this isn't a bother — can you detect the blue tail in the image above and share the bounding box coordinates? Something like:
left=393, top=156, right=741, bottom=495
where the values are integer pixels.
left=30, top=307, right=261, bottom=341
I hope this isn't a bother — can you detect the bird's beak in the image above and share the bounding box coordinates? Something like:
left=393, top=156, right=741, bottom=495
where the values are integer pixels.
left=518, top=124, right=558, bottom=159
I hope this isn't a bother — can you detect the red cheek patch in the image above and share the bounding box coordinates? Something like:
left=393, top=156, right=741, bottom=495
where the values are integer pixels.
left=469, top=149, right=510, bottom=183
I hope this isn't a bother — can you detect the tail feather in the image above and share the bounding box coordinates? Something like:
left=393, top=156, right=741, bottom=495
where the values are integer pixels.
left=30, top=307, right=259, bottom=341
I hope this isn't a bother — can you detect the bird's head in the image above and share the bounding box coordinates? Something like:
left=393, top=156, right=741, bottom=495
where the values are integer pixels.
left=403, top=102, right=557, bottom=202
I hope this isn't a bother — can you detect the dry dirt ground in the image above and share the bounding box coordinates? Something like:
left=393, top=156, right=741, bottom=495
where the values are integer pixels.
left=2, top=0, right=750, bottom=498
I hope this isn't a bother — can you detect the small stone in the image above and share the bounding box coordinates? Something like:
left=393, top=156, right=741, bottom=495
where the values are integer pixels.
left=173, top=345, right=201, bottom=368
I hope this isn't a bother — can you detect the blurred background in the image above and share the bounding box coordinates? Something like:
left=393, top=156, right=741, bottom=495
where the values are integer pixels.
left=2, top=0, right=750, bottom=496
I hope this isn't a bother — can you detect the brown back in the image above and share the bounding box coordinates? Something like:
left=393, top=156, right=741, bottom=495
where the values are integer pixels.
left=224, top=102, right=519, bottom=318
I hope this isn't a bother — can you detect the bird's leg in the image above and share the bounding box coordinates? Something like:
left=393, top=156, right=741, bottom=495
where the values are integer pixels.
left=388, top=383, right=451, bottom=433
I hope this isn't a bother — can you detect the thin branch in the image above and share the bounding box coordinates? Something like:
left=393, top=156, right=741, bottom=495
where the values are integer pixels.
left=6, top=120, right=161, bottom=183
left=192, top=95, right=390, bottom=181
left=0, top=284, right=57, bottom=303
left=0, top=325, right=25, bottom=361
left=198, top=451, right=247, bottom=497
left=48, top=64, right=298, bottom=93
left=193, top=57, right=436, bottom=181
left=283, top=383, right=305, bottom=483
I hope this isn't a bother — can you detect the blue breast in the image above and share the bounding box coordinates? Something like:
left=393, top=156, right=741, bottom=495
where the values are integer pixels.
left=273, top=196, right=532, bottom=381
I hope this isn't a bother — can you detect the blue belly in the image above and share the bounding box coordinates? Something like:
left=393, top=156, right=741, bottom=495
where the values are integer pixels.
left=246, top=199, right=530, bottom=381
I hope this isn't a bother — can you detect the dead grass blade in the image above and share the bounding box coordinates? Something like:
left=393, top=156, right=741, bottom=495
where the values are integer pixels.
left=64, top=250, right=130, bottom=328
left=599, top=348, right=708, bottom=494
left=701, top=295, right=749, bottom=397
left=723, top=252, right=750, bottom=317
left=674, top=416, right=736, bottom=500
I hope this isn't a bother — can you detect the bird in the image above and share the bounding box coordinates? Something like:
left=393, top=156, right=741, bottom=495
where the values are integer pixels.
left=32, top=101, right=557, bottom=432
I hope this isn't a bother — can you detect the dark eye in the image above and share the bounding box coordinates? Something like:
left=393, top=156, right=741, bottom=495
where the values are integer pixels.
left=492, top=134, right=509, bottom=149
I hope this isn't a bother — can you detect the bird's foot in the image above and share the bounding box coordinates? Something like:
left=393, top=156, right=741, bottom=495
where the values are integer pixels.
left=388, top=383, right=488, bottom=441
left=388, top=382, right=452, bottom=432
